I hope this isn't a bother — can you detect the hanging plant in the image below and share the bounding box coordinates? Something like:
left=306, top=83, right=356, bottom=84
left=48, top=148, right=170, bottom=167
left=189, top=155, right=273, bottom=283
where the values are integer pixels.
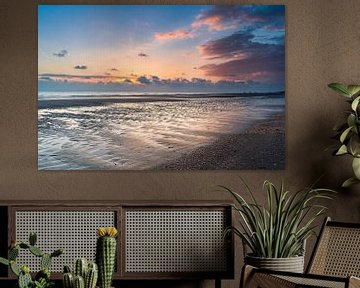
left=328, top=83, right=360, bottom=187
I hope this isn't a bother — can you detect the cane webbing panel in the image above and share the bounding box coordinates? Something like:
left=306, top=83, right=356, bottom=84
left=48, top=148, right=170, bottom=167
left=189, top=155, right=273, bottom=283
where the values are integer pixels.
left=249, top=273, right=297, bottom=288
left=277, top=275, right=345, bottom=288
left=15, top=211, right=115, bottom=272
left=309, top=226, right=360, bottom=277
left=125, top=210, right=227, bottom=273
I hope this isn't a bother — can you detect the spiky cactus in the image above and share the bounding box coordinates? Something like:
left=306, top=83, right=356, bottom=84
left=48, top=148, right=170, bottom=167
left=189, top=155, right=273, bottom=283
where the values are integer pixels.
left=63, top=273, right=74, bottom=288
left=0, top=232, right=64, bottom=288
left=73, top=275, right=85, bottom=288
left=63, top=260, right=98, bottom=288
left=74, top=258, right=88, bottom=279
left=85, top=262, right=98, bottom=288
left=96, top=227, right=118, bottom=288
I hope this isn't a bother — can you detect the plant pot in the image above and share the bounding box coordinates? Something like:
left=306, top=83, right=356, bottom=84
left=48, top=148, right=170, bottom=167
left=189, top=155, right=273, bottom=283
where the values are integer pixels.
left=245, top=254, right=304, bottom=273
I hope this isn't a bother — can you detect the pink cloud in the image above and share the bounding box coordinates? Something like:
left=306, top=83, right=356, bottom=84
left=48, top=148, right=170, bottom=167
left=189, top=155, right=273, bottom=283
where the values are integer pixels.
left=191, top=15, right=236, bottom=31
left=155, top=29, right=195, bottom=41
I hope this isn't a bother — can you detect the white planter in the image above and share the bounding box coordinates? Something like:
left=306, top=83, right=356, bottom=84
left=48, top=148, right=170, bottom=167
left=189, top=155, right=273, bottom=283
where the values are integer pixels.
left=245, top=254, right=305, bottom=273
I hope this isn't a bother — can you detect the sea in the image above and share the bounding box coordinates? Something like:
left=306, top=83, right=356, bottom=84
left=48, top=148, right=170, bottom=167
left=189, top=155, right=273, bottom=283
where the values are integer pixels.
left=38, top=91, right=285, bottom=170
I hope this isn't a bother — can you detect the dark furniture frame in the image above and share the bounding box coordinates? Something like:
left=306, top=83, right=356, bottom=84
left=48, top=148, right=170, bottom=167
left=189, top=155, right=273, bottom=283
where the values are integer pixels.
left=0, top=201, right=234, bottom=288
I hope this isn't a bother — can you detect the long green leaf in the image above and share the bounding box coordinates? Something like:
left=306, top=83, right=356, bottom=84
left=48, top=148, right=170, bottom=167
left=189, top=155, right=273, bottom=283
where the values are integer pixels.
left=328, top=83, right=350, bottom=97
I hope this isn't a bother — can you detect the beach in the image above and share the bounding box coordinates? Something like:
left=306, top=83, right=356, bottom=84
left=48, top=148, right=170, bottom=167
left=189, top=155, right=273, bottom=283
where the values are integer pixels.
left=38, top=93, right=285, bottom=170
left=155, top=113, right=285, bottom=170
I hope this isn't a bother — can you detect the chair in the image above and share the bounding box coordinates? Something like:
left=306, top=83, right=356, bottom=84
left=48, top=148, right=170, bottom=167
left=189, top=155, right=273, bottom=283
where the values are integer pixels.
left=241, top=217, right=360, bottom=288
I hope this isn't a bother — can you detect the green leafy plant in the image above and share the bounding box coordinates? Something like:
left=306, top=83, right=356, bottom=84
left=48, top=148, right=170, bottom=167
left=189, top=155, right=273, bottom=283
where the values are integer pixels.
left=0, top=232, right=63, bottom=288
left=221, top=179, right=334, bottom=258
left=328, top=83, right=360, bottom=187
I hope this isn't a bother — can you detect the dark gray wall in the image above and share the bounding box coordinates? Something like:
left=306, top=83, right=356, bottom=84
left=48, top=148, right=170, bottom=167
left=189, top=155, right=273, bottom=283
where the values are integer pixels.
left=1, top=0, right=360, bottom=287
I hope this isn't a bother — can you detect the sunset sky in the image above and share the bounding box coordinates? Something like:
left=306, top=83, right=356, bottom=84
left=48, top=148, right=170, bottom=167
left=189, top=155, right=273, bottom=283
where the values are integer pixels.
left=38, top=5, right=285, bottom=93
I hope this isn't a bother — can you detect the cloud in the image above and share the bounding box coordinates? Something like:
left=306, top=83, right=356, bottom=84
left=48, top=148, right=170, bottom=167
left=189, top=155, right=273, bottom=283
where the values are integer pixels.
left=74, top=65, right=88, bottom=70
left=38, top=76, right=54, bottom=81
left=38, top=73, right=261, bottom=90
left=192, top=5, right=285, bottom=32
left=155, top=29, right=195, bottom=41
left=53, top=49, right=68, bottom=57
left=153, top=5, right=284, bottom=46
left=137, top=76, right=151, bottom=84
left=198, top=30, right=284, bottom=83
left=192, top=6, right=240, bottom=31
left=38, top=73, right=128, bottom=84
left=138, top=52, right=149, bottom=57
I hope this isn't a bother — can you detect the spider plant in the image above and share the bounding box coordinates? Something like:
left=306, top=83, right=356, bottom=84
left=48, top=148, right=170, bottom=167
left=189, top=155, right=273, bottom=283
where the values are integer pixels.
left=222, top=179, right=335, bottom=258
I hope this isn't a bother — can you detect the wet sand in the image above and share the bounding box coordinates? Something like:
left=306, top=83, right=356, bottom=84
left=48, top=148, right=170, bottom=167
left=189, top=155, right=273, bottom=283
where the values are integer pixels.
left=155, top=113, right=285, bottom=170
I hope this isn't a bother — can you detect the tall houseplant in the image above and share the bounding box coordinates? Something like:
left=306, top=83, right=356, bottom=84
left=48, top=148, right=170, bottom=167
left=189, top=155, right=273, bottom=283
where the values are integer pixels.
left=222, top=179, right=334, bottom=272
left=328, top=83, right=360, bottom=187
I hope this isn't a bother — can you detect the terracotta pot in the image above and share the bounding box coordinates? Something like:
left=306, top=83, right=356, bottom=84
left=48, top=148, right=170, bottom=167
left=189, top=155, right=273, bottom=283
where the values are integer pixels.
left=245, top=254, right=304, bottom=273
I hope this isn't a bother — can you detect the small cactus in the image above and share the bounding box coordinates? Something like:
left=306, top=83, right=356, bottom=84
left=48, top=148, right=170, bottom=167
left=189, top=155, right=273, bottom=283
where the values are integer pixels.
left=63, top=260, right=98, bottom=288
left=74, top=258, right=88, bottom=280
left=85, top=263, right=98, bottom=288
left=74, top=275, right=85, bottom=288
left=63, top=272, right=74, bottom=288
left=96, top=227, right=118, bottom=288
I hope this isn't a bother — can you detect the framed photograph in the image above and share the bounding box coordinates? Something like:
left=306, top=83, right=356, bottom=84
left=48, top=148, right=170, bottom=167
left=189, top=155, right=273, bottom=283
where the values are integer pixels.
left=38, top=4, right=285, bottom=170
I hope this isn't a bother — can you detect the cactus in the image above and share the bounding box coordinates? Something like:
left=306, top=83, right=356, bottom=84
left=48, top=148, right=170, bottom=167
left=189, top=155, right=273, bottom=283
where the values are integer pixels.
left=18, top=269, right=32, bottom=288
left=74, top=258, right=88, bottom=279
left=9, top=246, right=19, bottom=260
left=64, top=265, right=72, bottom=273
left=63, top=260, right=98, bottom=288
left=74, top=275, right=85, bottom=288
left=29, top=246, right=44, bottom=257
left=41, top=253, right=52, bottom=270
left=96, top=227, right=118, bottom=288
left=63, top=272, right=74, bottom=288
left=85, top=263, right=98, bottom=288
left=0, top=233, right=63, bottom=288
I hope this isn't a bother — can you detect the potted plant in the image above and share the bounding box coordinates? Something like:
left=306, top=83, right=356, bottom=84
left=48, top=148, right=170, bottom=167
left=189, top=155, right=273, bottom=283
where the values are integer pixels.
left=221, top=179, right=334, bottom=273
left=328, top=83, right=360, bottom=187
left=0, top=232, right=63, bottom=288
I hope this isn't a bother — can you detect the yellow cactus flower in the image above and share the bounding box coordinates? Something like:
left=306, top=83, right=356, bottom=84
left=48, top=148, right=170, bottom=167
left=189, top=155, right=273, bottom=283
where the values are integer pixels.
left=97, top=227, right=118, bottom=238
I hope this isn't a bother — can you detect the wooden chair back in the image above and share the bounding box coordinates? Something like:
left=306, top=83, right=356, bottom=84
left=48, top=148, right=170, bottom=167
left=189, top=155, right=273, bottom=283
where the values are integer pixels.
left=307, top=217, right=360, bottom=278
